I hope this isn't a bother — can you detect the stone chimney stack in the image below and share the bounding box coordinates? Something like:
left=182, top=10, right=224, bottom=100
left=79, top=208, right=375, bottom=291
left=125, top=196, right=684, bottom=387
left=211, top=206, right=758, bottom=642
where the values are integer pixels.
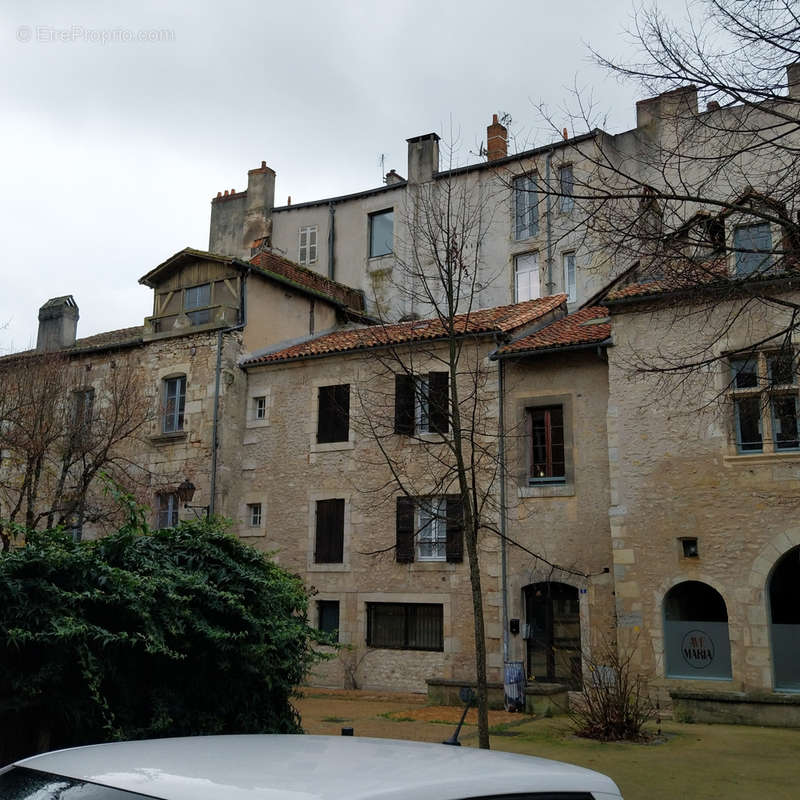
left=36, top=295, right=79, bottom=352
left=486, top=114, right=508, bottom=161
left=243, top=160, right=276, bottom=252
left=406, top=133, right=440, bottom=184
left=787, top=63, right=800, bottom=99
left=384, top=169, right=405, bottom=185
left=636, top=85, right=699, bottom=129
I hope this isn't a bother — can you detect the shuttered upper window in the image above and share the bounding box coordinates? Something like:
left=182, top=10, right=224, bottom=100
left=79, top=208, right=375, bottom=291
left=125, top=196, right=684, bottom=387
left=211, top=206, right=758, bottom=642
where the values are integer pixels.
left=299, top=226, right=318, bottom=265
left=317, top=384, right=350, bottom=443
left=314, top=498, right=345, bottom=563
left=394, top=372, right=449, bottom=436
left=395, top=495, right=463, bottom=564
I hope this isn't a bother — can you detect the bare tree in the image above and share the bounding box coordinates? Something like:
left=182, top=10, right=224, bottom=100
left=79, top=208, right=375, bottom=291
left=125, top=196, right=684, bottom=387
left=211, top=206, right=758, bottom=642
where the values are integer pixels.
left=348, top=164, right=504, bottom=748
left=0, top=351, right=152, bottom=549
left=529, top=0, right=800, bottom=392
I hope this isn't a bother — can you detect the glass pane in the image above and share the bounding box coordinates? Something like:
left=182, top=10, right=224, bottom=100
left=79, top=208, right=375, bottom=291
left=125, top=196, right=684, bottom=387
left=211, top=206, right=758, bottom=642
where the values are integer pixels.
left=369, top=210, right=393, bottom=257
left=731, top=358, right=758, bottom=389
left=768, top=352, right=795, bottom=385
left=735, top=396, right=763, bottom=451
left=515, top=253, right=539, bottom=302
left=184, top=283, right=211, bottom=310
left=772, top=396, right=800, bottom=449
left=0, top=767, right=152, bottom=799
left=734, top=223, right=772, bottom=275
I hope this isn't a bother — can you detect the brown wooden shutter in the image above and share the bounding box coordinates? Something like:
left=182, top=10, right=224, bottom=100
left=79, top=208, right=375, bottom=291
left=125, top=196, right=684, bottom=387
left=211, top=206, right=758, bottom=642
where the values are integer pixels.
left=445, top=495, right=463, bottom=563
left=315, top=498, right=344, bottom=563
left=317, top=385, right=350, bottom=443
left=428, top=371, right=449, bottom=434
left=394, top=374, right=415, bottom=435
left=396, top=496, right=415, bottom=563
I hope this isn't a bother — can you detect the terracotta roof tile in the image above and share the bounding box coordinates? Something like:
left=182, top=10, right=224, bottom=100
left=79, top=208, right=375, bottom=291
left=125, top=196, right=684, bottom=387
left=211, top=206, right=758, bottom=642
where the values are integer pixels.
left=0, top=326, right=143, bottom=365
left=245, top=295, right=567, bottom=366
left=497, top=306, right=611, bottom=356
left=249, top=250, right=365, bottom=312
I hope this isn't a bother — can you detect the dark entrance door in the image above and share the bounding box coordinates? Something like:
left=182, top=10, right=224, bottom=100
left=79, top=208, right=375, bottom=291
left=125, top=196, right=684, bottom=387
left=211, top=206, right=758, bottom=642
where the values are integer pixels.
left=769, top=546, right=800, bottom=691
left=524, top=582, right=582, bottom=689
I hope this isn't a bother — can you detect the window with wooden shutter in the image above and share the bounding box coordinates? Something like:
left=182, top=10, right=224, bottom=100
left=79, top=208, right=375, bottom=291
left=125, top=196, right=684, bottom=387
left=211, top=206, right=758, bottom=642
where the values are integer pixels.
left=445, top=495, right=464, bottom=563
left=395, top=495, right=415, bottom=563
left=317, top=384, right=350, bottom=443
left=395, top=372, right=448, bottom=435
left=314, top=498, right=345, bottom=563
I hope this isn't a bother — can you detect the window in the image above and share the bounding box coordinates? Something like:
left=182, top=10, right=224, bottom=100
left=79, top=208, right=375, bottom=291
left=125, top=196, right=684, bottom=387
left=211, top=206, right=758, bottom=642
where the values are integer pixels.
left=162, top=376, right=186, bottom=433
left=515, top=253, right=540, bottom=302
left=730, top=352, right=799, bottom=453
left=559, top=164, right=574, bottom=212
left=71, top=388, right=95, bottom=434
left=513, top=175, right=539, bottom=240
left=254, top=395, right=267, bottom=420
left=318, top=600, right=340, bottom=641
left=563, top=251, right=576, bottom=302
left=317, top=384, right=350, bottom=443
left=394, top=372, right=448, bottom=435
left=366, top=603, right=443, bottom=651
left=369, top=209, right=393, bottom=257
left=156, top=492, right=179, bottom=528
left=299, top=225, right=318, bottom=265
left=248, top=502, right=262, bottom=527
left=733, top=223, right=773, bottom=276
left=184, top=283, right=212, bottom=325
left=395, top=495, right=463, bottom=564
left=528, top=406, right=565, bottom=483
left=314, top=498, right=344, bottom=564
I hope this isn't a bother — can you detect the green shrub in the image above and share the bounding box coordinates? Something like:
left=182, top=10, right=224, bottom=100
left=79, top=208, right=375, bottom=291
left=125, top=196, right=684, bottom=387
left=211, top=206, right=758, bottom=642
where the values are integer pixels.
left=0, top=517, right=322, bottom=763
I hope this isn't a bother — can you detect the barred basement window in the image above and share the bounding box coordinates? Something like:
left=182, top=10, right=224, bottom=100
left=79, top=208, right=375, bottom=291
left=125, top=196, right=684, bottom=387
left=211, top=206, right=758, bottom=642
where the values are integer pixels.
left=366, top=603, right=443, bottom=651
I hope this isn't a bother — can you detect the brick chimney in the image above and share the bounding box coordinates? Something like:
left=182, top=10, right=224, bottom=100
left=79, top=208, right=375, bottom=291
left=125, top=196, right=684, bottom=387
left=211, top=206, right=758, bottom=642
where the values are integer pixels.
left=487, top=114, right=508, bottom=161
left=36, top=295, right=79, bottom=352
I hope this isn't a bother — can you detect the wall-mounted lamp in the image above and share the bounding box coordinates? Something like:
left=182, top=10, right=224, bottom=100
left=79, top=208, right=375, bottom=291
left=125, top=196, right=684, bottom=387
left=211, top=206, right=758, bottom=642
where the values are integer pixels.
left=176, top=478, right=209, bottom=520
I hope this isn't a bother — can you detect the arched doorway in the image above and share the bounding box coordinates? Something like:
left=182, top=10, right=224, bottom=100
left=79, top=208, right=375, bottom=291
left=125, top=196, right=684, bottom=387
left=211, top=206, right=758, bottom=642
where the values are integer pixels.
left=524, top=582, right=582, bottom=688
left=769, top=546, right=800, bottom=691
left=663, top=581, right=732, bottom=680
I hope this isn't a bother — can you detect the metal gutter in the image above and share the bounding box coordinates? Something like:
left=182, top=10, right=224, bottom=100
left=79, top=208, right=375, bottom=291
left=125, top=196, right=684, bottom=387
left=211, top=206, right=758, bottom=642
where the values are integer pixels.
left=496, top=354, right=509, bottom=664
left=272, top=182, right=405, bottom=213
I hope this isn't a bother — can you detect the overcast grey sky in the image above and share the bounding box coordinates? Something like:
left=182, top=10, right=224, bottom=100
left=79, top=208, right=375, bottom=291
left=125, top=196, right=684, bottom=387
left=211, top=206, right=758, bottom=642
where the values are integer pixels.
left=0, top=0, right=685, bottom=353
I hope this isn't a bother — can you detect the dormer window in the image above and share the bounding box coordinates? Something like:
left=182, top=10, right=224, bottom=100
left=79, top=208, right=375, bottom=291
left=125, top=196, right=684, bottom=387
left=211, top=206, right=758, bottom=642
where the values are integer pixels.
left=184, top=283, right=211, bottom=325
left=733, top=223, right=773, bottom=276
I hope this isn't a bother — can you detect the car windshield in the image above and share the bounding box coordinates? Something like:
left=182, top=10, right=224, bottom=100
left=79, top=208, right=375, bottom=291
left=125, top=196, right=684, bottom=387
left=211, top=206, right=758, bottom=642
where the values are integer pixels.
left=0, top=767, right=156, bottom=800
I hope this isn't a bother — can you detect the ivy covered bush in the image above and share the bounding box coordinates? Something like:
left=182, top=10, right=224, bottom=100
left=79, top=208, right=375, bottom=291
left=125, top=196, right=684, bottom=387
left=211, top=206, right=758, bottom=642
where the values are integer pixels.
left=0, top=515, right=321, bottom=763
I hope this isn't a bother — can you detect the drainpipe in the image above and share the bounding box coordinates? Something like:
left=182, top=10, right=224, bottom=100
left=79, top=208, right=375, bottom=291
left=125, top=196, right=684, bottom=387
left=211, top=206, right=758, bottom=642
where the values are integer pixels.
left=327, top=201, right=336, bottom=280
left=209, top=269, right=249, bottom=514
left=496, top=349, right=510, bottom=663
left=545, top=147, right=554, bottom=294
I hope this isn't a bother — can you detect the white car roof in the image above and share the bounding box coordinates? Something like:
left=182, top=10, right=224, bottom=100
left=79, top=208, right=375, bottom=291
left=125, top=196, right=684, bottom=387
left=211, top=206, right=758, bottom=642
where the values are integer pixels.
left=15, top=735, right=622, bottom=800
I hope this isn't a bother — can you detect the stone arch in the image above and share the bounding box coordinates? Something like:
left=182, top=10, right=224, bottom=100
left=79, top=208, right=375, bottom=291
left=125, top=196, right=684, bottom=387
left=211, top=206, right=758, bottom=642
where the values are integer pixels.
left=662, top=580, right=732, bottom=680
left=767, top=545, right=800, bottom=691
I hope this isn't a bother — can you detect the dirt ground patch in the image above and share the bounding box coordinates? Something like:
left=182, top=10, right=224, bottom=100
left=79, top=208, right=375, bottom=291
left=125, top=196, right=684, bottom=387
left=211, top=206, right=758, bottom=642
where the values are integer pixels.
left=296, top=687, right=800, bottom=800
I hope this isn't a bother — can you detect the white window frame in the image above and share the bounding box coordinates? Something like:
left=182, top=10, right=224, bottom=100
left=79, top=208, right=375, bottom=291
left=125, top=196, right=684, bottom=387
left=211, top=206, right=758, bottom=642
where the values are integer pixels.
left=417, top=497, right=447, bottom=562
left=157, top=492, right=179, bottom=528
left=515, top=253, right=540, bottom=302
left=299, top=225, right=318, bottom=265
left=248, top=502, right=262, bottom=527
left=563, top=251, right=576, bottom=302
left=254, top=395, right=267, bottom=420
left=559, top=164, right=574, bottom=213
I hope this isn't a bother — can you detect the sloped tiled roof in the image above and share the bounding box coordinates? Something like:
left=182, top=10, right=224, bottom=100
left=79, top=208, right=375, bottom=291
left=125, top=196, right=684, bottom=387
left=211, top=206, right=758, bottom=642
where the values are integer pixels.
left=249, top=250, right=365, bottom=312
left=0, top=325, right=144, bottom=365
left=244, top=295, right=567, bottom=366
left=495, top=306, right=611, bottom=357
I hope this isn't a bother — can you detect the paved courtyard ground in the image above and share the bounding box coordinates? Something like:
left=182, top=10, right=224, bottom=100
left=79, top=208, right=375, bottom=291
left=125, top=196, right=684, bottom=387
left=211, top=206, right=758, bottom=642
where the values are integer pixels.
left=296, top=688, right=800, bottom=800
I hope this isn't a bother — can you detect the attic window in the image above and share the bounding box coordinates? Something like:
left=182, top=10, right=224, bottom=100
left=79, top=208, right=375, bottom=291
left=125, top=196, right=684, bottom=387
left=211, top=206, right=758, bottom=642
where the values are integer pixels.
left=184, top=283, right=211, bottom=325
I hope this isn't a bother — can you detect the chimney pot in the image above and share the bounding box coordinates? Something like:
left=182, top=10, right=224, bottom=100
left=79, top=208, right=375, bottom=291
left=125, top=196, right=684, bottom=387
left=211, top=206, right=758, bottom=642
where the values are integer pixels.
left=288, top=195, right=292, bottom=205
left=216, top=191, right=221, bottom=198
left=787, top=62, right=800, bottom=99
left=707, top=100, right=720, bottom=111
left=563, top=127, right=568, bottom=140
left=261, top=160, right=266, bottom=168
left=224, top=190, right=229, bottom=196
